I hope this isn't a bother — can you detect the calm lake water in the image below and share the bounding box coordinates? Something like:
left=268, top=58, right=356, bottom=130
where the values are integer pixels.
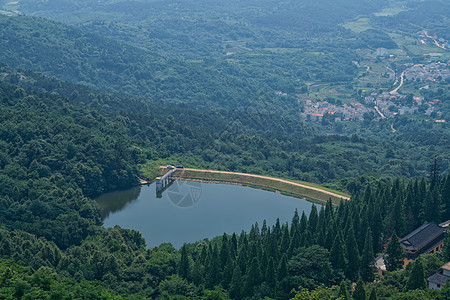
left=97, top=180, right=317, bottom=248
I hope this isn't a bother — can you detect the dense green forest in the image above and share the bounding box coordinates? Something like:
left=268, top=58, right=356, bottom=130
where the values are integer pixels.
left=0, top=0, right=449, bottom=298
left=0, top=61, right=449, bottom=298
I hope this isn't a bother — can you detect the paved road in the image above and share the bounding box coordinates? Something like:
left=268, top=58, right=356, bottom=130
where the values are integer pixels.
left=390, top=71, right=404, bottom=95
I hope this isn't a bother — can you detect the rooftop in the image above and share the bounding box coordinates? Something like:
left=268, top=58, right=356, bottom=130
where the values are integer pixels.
left=400, top=222, right=445, bottom=252
left=427, top=273, right=449, bottom=286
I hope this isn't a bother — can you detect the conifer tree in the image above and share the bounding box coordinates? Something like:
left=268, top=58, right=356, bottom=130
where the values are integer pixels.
left=309, top=204, right=319, bottom=233
left=280, top=224, right=290, bottom=254
left=405, top=257, right=426, bottom=291
left=245, top=257, right=261, bottom=296
left=360, top=228, right=375, bottom=282
left=384, top=231, right=405, bottom=271
left=442, top=234, right=450, bottom=261
left=370, top=204, right=383, bottom=254
left=265, top=232, right=279, bottom=262
left=288, top=227, right=301, bottom=256
left=345, top=224, right=360, bottom=281
left=261, top=220, right=268, bottom=237
left=299, top=211, right=308, bottom=234
left=265, top=257, right=277, bottom=289
left=385, top=194, right=405, bottom=237
left=291, top=208, right=300, bottom=234
left=330, top=231, right=347, bottom=271
left=222, top=255, right=234, bottom=289
left=220, top=233, right=230, bottom=267
left=273, top=218, right=282, bottom=241
left=231, top=233, right=238, bottom=256
left=178, top=244, right=190, bottom=280
left=325, top=221, right=336, bottom=250
left=277, top=254, right=288, bottom=282
left=229, top=266, right=243, bottom=299
left=441, top=174, right=450, bottom=220
left=192, top=259, right=204, bottom=286
left=352, top=278, right=366, bottom=300
left=206, top=245, right=220, bottom=288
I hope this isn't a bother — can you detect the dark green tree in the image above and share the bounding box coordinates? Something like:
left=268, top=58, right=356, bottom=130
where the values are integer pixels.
left=330, top=232, right=347, bottom=271
left=384, top=231, right=405, bottom=271
left=360, top=228, right=375, bottom=282
left=345, top=224, right=360, bottom=281
left=338, top=280, right=350, bottom=299
left=278, top=254, right=288, bottom=282
left=245, top=257, right=261, bottom=296
left=178, top=244, right=190, bottom=280
left=229, top=266, right=243, bottom=299
left=405, top=257, right=426, bottom=291
left=368, top=287, right=377, bottom=300
left=352, top=278, right=366, bottom=300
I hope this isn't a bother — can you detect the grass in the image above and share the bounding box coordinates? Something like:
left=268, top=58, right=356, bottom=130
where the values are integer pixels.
left=343, top=17, right=372, bottom=33
left=373, top=7, right=407, bottom=17
left=172, top=169, right=349, bottom=205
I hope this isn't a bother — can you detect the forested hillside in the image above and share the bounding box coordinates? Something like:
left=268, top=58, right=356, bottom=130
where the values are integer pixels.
left=0, top=0, right=449, bottom=298
left=0, top=14, right=261, bottom=108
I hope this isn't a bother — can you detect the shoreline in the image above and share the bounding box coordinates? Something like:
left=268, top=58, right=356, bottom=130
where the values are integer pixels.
left=148, top=167, right=350, bottom=205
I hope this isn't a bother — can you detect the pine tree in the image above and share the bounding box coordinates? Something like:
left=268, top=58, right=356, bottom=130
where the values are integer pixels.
left=299, top=211, right=308, bottom=234
left=370, top=204, right=383, bottom=254
left=265, top=257, right=277, bottom=289
left=291, top=208, right=300, bottom=234
left=288, top=227, right=301, bottom=256
left=360, top=228, right=375, bottom=282
left=330, top=231, right=347, bottom=271
left=178, top=244, right=190, bottom=280
left=245, top=257, right=261, bottom=296
left=280, top=224, right=290, bottom=254
left=261, top=220, right=268, bottom=237
left=405, top=257, right=426, bottom=291
left=192, top=259, right=204, bottom=286
left=352, top=278, right=366, bottom=300
left=441, top=175, right=450, bottom=220
left=442, top=235, right=450, bottom=261
left=273, top=218, right=282, bottom=241
left=206, top=245, right=220, bottom=288
left=222, top=255, right=234, bottom=289
left=384, top=231, right=405, bottom=272
left=220, top=233, right=230, bottom=268
left=385, top=194, right=405, bottom=237
left=278, top=254, right=288, bottom=282
left=368, top=287, right=377, bottom=300
left=345, top=224, right=360, bottom=281
left=229, top=266, right=243, bottom=299
left=308, top=204, right=319, bottom=233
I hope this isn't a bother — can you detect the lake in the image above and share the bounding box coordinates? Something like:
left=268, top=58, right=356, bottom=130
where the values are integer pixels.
left=97, top=180, right=317, bottom=248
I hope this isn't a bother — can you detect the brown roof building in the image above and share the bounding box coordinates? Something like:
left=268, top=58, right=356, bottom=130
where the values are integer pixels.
left=400, top=222, right=446, bottom=266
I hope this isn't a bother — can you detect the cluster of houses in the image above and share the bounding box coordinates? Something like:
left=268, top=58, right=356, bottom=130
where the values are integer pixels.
left=404, top=62, right=450, bottom=82
left=376, top=220, right=450, bottom=290
left=301, top=91, right=442, bottom=123
left=300, top=100, right=371, bottom=122
left=418, top=31, right=450, bottom=50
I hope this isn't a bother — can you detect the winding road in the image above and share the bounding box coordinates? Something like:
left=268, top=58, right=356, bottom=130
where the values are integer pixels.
left=390, top=71, right=405, bottom=95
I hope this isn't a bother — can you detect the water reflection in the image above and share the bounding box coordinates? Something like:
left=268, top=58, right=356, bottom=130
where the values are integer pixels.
left=97, top=180, right=316, bottom=248
left=96, top=186, right=142, bottom=219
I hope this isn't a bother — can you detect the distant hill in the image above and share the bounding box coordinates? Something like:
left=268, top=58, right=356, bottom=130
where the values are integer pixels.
left=0, top=14, right=258, bottom=108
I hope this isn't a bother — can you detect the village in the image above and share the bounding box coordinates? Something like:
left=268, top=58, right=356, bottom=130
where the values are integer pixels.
left=300, top=60, right=448, bottom=123
left=404, top=61, right=450, bottom=82
left=301, top=91, right=443, bottom=123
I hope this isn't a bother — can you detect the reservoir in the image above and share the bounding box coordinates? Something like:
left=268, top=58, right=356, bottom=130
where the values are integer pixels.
left=97, top=180, right=317, bottom=248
